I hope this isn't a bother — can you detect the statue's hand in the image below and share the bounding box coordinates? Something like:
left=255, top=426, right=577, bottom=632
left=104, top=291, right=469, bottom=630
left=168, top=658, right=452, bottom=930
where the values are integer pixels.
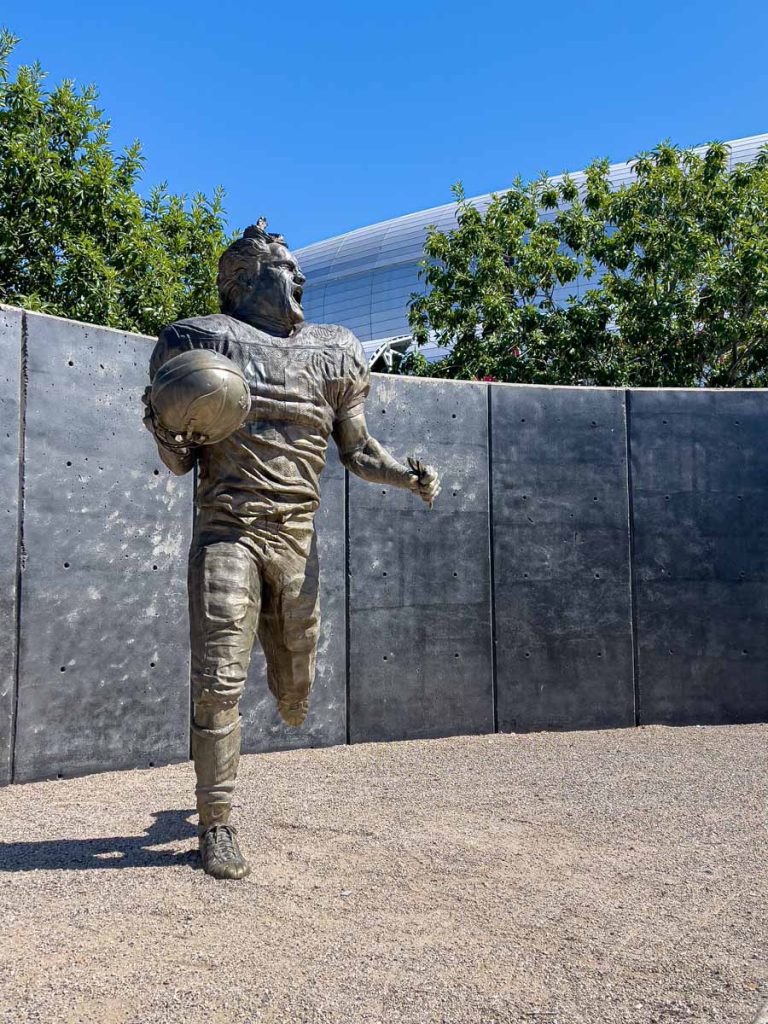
left=407, top=457, right=441, bottom=508
left=141, top=386, right=155, bottom=435
left=141, top=386, right=207, bottom=450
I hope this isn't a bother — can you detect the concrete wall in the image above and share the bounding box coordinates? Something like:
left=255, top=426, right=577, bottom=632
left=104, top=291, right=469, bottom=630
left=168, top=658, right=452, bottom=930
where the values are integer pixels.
left=0, top=307, right=22, bottom=786
left=1, top=306, right=766, bottom=784
left=10, top=311, right=194, bottom=783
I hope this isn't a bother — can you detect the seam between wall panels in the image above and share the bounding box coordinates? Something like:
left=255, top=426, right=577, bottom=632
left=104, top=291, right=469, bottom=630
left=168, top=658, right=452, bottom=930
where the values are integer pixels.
left=487, top=385, right=499, bottom=733
left=624, top=389, right=641, bottom=727
left=344, top=469, right=351, bottom=745
left=188, top=462, right=197, bottom=761
left=10, top=312, right=28, bottom=782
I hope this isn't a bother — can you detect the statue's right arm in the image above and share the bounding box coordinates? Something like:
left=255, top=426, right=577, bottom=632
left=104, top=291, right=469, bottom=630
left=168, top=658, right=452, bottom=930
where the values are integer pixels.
left=143, top=320, right=217, bottom=476
left=141, top=386, right=198, bottom=476
left=156, top=444, right=197, bottom=477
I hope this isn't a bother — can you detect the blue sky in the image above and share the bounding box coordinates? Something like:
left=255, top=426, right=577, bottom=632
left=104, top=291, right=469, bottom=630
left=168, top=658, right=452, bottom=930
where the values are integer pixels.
left=6, top=1, right=768, bottom=249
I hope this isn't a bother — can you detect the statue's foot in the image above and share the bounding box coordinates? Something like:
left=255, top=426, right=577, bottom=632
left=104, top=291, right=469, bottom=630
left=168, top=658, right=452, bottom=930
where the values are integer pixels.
left=277, top=698, right=308, bottom=727
left=199, top=823, right=251, bottom=880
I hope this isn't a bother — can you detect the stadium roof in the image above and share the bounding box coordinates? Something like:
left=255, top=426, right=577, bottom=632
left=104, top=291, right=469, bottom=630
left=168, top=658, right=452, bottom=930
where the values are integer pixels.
left=295, top=134, right=768, bottom=364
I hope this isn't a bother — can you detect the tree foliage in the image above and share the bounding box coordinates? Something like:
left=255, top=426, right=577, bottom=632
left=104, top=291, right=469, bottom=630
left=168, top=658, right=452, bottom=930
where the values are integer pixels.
left=406, top=140, right=768, bottom=387
left=0, top=30, right=232, bottom=336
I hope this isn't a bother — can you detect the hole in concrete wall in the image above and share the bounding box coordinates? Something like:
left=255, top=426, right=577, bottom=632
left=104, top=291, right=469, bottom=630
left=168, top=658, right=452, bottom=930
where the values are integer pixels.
left=150, top=662, right=156, bottom=668
left=68, top=360, right=74, bottom=366
left=451, top=414, right=457, bottom=419
left=153, top=469, right=159, bottom=476
left=454, top=653, right=459, bottom=658
left=152, top=565, right=158, bottom=571
left=63, top=562, right=70, bottom=569
left=60, top=666, right=66, bottom=672
left=524, top=652, right=531, bottom=658
left=383, top=655, right=388, bottom=661
left=593, top=496, right=598, bottom=501
left=382, top=571, right=387, bottom=577
left=594, top=573, right=601, bottom=579
left=66, top=461, right=72, bottom=467
left=57, top=773, right=63, bottom=779
left=149, top=761, right=155, bottom=767
left=591, top=421, right=597, bottom=426
left=453, top=571, right=458, bottom=577
left=597, top=651, right=603, bottom=657
left=743, top=649, right=749, bottom=655
left=520, top=418, right=525, bottom=422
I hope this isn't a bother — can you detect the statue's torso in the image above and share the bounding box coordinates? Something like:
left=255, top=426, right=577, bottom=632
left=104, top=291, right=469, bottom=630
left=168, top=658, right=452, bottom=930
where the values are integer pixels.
left=150, top=314, right=369, bottom=524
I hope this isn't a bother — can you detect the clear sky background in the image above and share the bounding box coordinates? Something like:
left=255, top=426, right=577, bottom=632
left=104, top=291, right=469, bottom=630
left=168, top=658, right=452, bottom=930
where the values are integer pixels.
left=6, top=1, right=768, bottom=249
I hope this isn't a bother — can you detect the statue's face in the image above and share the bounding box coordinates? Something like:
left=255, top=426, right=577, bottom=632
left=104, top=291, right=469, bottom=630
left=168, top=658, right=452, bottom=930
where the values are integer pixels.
left=243, top=242, right=306, bottom=335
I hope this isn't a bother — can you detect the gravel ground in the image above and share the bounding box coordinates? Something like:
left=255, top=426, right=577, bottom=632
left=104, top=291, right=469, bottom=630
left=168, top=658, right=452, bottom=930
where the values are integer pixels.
left=0, top=724, right=766, bottom=1024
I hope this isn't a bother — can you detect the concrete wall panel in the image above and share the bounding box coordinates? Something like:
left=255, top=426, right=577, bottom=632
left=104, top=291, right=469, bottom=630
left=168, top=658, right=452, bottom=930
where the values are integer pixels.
left=492, top=385, right=635, bottom=732
left=348, top=377, right=493, bottom=743
left=630, top=389, right=768, bottom=725
left=0, top=307, right=22, bottom=785
left=13, top=313, right=193, bottom=781
left=240, top=446, right=347, bottom=753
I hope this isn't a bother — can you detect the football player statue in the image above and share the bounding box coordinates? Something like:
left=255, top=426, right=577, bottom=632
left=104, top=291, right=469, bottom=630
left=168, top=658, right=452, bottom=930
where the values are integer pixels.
left=143, top=221, right=440, bottom=880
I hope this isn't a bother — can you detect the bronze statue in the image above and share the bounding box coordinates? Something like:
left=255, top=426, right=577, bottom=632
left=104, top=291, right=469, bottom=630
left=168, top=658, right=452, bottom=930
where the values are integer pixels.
left=143, top=222, right=440, bottom=880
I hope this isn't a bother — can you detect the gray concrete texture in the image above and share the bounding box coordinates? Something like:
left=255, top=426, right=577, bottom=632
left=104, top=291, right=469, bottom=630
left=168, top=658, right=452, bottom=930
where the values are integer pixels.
left=0, top=307, right=21, bottom=786
left=630, top=389, right=768, bottom=726
left=0, top=306, right=767, bottom=784
left=491, top=385, right=635, bottom=733
left=11, top=311, right=194, bottom=782
left=348, top=375, right=493, bottom=743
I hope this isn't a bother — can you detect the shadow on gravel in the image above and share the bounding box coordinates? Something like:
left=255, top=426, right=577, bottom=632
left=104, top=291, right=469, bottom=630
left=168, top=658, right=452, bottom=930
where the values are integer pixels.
left=0, top=810, right=199, bottom=872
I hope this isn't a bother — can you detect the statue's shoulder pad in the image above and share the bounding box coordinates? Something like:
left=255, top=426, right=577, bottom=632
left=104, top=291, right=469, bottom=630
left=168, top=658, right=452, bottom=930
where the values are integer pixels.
left=302, top=322, right=364, bottom=356
left=159, top=313, right=237, bottom=344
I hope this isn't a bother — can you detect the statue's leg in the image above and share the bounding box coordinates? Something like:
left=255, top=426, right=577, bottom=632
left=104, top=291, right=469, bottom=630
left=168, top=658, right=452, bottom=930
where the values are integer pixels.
left=258, top=527, right=320, bottom=728
left=188, top=539, right=260, bottom=879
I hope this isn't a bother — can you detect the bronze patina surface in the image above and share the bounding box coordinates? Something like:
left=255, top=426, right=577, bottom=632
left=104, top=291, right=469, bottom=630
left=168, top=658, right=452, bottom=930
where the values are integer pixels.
left=144, top=221, right=439, bottom=878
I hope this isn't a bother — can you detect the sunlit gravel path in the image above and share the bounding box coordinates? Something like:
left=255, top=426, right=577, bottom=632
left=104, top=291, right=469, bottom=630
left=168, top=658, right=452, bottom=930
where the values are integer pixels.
left=1, top=724, right=766, bottom=1024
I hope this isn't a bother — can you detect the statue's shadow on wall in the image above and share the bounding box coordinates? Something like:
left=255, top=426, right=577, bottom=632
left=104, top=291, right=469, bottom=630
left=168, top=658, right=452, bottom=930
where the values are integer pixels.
left=0, top=810, right=198, bottom=872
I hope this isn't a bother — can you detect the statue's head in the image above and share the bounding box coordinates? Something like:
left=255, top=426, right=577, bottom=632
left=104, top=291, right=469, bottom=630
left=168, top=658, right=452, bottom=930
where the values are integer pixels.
left=217, top=220, right=306, bottom=336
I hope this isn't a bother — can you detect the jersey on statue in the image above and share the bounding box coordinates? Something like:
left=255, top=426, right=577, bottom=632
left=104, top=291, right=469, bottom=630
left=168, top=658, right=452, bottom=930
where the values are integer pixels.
left=143, top=221, right=440, bottom=880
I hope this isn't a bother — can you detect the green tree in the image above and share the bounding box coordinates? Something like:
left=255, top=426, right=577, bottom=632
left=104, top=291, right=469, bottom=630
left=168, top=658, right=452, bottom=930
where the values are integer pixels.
left=406, top=141, right=768, bottom=387
left=0, top=30, right=232, bottom=336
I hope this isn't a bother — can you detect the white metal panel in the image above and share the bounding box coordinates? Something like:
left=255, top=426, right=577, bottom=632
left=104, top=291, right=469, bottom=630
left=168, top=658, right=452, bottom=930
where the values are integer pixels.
left=296, top=134, right=768, bottom=359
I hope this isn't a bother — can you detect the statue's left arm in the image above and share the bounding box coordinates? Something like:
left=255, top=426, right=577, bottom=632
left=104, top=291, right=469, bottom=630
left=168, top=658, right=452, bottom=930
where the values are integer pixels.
left=330, top=335, right=440, bottom=505
left=334, top=412, right=440, bottom=502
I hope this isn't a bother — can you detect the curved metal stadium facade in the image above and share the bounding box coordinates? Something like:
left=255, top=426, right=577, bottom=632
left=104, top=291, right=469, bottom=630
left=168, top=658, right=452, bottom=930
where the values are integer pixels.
left=295, top=133, right=768, bottom=367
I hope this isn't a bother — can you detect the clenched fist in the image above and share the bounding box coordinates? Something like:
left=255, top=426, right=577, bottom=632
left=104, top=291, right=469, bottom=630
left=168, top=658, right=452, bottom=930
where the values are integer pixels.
left=407, top=457, right=441, bottom=508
